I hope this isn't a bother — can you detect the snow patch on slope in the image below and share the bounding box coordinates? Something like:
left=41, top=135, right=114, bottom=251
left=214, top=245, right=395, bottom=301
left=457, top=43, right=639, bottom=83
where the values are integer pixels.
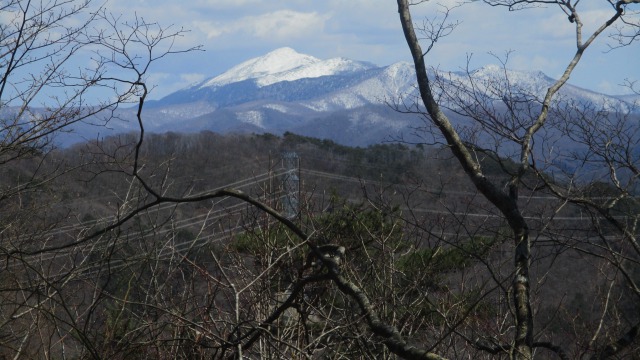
left=157, top=102, right=216, bottom=119
left=302, top=94, right=367, bottom=112
left=441, top=64, right=551, bottom=100
left=201, top=47, right=319, bottom=88
left=441, top=64, right=634, bottom=113
left=255, top=57, right=373, bottom=87
left=200, top=47, right=375, bottom=88
left=262, top=103, right=289, bottom=113
left=349, top=111, right=407, bottom=131
left=237, top=110, right=264, bottom=128
left=302, top=62, right=417, bottom=111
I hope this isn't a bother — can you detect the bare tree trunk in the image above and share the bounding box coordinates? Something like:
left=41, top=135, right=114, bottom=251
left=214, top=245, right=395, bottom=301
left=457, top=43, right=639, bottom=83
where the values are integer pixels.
left=396, top=1, right=533, bottom=357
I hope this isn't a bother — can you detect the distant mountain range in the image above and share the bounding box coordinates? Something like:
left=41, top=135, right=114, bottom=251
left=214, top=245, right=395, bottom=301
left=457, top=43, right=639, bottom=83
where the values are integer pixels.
left=66, top=47, right=639, bottom=147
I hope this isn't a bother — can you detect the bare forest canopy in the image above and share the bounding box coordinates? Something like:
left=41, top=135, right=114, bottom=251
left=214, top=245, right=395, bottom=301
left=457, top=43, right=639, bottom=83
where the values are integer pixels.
left=1, top=130, right=639, bottom=358
left=2, top=0, right=640, bottom=358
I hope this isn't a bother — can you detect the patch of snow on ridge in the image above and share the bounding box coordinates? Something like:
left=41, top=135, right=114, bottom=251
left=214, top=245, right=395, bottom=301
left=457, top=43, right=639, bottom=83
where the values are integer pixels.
left=301, top=101, right=330, bottom=112
left=382, top=62, right=414, bottom=84
left=441, top=64, right=635, bottom=113
left=237, top=111, right=264, bottom=128
left=255, top=57, right=374, bottom=87
left=199, top=47, right=376, bottom=89
left=303, top=93, right=366, bottom=112
left=262, top=104, right=289, bottom=113
left=349, top=111, right=406, bottom=131
left=201, top=47, right=319, bottom=88
left=158, top=102, right=216, bottom=119
left=299, top=63, right=416, bottom=109
left=443, top=64, right=552, bottom=98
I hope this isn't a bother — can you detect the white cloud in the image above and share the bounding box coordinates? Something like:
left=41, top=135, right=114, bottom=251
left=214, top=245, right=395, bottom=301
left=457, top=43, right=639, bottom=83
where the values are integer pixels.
left=147, top=72, right=176, bottom=90
left=196, top=0, right=261, bottom=7
left=193, top=10, right=330, bottom=41
left=247, top=10, right=329, bottom=40
left=193, top=20, right=226, bottom=39
left=143, top=72, right=207, bottom=100
left=538, top=13, right=575, bottom=39
left=180, top=73, right=207, bottom=86
left=511, top=54, right=559, bottom=72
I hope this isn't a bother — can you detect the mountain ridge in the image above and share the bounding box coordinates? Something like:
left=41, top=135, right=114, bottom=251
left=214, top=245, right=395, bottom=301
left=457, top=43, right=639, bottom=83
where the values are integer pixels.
left=64, top=47, right=639, bottom=148
left=195, top=47, right=377, bottom=89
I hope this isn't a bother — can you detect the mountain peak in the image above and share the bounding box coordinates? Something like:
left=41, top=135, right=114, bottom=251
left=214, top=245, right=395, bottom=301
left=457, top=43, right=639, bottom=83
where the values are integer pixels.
left=198, top=47, right=379, bottom=89
left=200, top=47, right=320, bottom=88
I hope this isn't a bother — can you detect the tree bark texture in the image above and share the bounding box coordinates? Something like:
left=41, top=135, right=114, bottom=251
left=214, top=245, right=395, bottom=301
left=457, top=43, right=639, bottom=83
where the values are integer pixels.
left=396, top=1, right=533, bottom=358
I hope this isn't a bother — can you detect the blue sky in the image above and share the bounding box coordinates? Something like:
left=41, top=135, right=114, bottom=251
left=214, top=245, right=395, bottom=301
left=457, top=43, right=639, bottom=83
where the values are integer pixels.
left=103, top=0, right=639, bottom=100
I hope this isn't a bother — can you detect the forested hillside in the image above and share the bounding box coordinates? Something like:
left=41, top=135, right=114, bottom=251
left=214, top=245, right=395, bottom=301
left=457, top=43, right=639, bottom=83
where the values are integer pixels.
left=2, top=130, right=636, bottom=358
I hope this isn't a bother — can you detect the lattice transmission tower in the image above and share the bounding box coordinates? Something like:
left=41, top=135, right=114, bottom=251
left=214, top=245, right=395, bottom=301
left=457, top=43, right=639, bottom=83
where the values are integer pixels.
left=281, top=152, right=300, bottom=219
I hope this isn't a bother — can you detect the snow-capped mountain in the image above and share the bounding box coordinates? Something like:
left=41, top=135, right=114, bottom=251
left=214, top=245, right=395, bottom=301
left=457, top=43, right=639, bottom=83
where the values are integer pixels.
left=438, top=64, right=636, bottom=114
left=198, top=47, right=376, bottom=88
left=65, top=47, right=639, bottom=147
